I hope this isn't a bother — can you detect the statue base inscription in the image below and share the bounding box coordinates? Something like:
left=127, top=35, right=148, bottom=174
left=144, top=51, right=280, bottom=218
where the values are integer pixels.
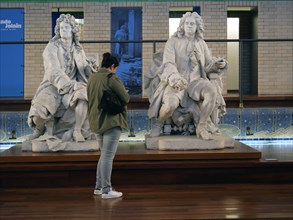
left=22, top=134, right=99, bottom=152
left=145, top=134, right=234, bottom=150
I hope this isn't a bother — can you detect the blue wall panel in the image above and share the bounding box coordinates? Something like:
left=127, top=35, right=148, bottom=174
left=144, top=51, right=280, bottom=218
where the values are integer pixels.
left=0, top=8, right=24, bottom=97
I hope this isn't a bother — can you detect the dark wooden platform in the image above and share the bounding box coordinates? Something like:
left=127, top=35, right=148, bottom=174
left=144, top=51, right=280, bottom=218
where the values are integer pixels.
left=1, top=141, right=293, bottom=188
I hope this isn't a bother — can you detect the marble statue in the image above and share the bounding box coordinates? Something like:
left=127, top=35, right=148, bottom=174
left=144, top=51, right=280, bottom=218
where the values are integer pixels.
left=144, top=12, right=233, bottom=150
left=23, top=14, right=99, bottom=152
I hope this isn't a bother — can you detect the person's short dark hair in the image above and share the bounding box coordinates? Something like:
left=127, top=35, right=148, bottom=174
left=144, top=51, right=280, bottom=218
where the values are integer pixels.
left=101, top=52, right=119, bottom=68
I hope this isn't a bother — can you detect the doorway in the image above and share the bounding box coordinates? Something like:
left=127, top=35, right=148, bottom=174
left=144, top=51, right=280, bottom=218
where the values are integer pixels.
left=227, top=7, right=258, bottom=96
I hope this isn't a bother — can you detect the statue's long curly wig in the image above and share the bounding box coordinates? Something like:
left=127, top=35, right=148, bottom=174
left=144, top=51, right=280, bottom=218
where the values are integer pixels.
left=173, top=12, right=204, bottom=39
left=52, top=14, right=81, bottom=48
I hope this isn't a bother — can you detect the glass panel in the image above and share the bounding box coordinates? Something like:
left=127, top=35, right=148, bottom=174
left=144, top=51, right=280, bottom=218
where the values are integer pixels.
left=111, top=7, right=142, bottom=96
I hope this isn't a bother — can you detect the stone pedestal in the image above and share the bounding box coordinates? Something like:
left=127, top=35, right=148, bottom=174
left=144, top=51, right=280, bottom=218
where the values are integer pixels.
left=22, top=137, right=99, bottom=152
left=145, top=134, right=234, bottom=150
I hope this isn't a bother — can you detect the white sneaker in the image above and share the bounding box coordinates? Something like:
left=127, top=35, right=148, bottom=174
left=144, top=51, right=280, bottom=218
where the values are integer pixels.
left=93, top=189, right=102, bottom=195
left=102, top=190, right=123, bottom=199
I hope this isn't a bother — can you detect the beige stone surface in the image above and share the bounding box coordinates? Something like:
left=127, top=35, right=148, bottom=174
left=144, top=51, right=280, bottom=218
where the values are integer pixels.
left=22, top=138, right=99, bottom=152
left=145, top=134, right=234, bottom=150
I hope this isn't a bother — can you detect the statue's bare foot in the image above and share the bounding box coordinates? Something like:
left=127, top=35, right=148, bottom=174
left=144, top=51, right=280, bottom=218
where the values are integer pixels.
left=73, top=130, right=85, bottom=142
left=149, top=122, right=163, bottom=137
left=196, top=127, right=213, bottom=140
left=25, top=128, right=45, bottom=141
left=207, top=122, right=221, bottom=135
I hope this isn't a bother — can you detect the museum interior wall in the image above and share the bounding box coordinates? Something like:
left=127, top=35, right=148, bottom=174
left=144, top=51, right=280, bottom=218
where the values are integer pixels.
left=0, top=0, right=292, bottom=99
left=0, top=1, right=292, bottom=143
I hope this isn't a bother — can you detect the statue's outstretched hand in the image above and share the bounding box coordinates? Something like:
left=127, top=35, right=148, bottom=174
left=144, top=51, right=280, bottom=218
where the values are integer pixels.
left=174, top=78, right=187, bottom=91
left=215, top=58, right=227, bottom=70
left=168, top=73, right=187, bottom=91
left=87, top=57, right=99, bottom=72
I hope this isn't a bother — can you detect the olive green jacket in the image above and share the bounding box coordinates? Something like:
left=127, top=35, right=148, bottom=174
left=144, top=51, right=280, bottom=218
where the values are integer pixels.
left=87, top=68, right=130, bottom=133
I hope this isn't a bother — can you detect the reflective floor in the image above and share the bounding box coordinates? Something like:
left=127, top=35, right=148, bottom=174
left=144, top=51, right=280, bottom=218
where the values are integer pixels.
left=241, top=140, right=293, bottom=161
left=1, top=184, right=293, bottom=219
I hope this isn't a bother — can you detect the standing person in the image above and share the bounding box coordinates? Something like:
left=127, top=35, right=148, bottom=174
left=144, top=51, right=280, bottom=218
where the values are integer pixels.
left=87, top=52, right=130, bottom=199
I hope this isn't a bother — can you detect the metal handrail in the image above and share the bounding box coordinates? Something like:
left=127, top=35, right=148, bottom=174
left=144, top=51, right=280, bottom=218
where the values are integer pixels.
left=1, top=38, right=292, bottom=107
left=1, top=38, right=292, bottom=44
